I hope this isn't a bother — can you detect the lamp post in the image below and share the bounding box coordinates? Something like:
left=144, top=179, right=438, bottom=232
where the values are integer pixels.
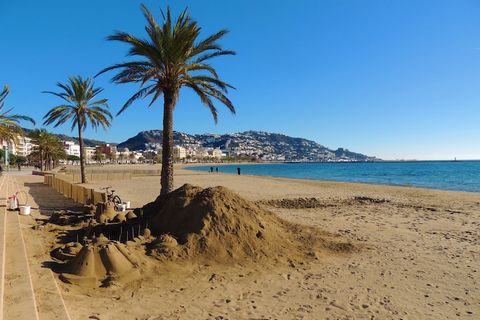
left=4, top=145, right=9, bottom=166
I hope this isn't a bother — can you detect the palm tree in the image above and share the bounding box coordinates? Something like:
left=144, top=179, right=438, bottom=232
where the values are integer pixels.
left=0, top=85, right=35, bottom=146
left=30, top=129, right=66, bottom=170
left=43, top=76, right=112, bottom=183
left=94, top=148, right=104, bottom=164
left=97, top=5, right=236, bottom=195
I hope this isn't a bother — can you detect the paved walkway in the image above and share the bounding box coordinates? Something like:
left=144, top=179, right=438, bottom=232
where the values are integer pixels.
left=0, top=173, right=71, bottom=320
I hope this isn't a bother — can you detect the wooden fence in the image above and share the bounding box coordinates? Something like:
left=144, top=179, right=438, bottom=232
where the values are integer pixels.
left=43, top=174, right=106, bottom=205
left=62, top=169, right=161, bottom=182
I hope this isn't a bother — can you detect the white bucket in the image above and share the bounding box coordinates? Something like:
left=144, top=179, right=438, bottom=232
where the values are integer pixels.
left=125, top=201, right=131, bottom=209
left=19, top=206, right=31, bottom=216
left=117, top=204, right=126, bottom=212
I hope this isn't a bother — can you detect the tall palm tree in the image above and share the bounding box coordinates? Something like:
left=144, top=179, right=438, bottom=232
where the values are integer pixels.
left=43, top=76, right=112, bottom=183
left=0, top=85, right=35, bottom=146
left=97, top=5, right=236, bottom=195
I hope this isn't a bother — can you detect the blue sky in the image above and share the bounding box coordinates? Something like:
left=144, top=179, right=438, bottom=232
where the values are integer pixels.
left=1, top=0, right=479, bottom=160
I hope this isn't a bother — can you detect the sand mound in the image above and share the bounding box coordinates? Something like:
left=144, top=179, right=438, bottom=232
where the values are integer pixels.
left=60, top=240, right=140, bottom=287
left=142, top=184, right=353, bottom=264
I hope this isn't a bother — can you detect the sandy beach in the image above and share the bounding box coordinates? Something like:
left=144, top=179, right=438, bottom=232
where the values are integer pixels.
left=5, top=165, right=480, bottom=319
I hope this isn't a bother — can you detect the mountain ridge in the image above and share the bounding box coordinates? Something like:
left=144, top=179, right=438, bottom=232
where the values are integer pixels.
left=26, top=128, right=378, bottom=161
left=117, top=130, right=378, bottom=162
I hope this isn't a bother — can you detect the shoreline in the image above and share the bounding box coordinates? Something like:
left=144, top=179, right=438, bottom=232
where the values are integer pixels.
left=181, top=163, right=480, bottom=195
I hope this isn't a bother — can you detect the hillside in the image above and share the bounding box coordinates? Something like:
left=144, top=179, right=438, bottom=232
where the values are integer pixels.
left=23, top=129, right=109, bottom=147
left=117, top=130, right=378, bottom=162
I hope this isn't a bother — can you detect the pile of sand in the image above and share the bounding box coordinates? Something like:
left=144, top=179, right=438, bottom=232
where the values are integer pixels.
left=142, top=184, right=353, bottom=264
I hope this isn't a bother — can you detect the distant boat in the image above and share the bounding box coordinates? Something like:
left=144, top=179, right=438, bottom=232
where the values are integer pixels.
left=453, top=157, right=458, bottom=162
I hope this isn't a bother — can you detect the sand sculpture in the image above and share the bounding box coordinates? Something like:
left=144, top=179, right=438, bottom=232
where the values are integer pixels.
left=51, top=184, right=352, bottom=288
left=49, top=207, right=94, bottom=226
left=142, top=184, right=354, bottom=264
left=60, top=234, right=140, bottom=287
left=53, top=242, right=83, bottom=260
left=95, top=202, right=117, bottom=224
left=113, top=212, right=126, bottom=223
left=125, top=211, right=137, bottom=220
left=150, top=234, right=178, bottom=258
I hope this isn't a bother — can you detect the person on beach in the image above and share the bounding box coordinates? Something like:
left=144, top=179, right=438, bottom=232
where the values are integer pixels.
left=17, top=163, right=21, bottom=171
left=216, top=167, right=218, bottom=173
left=210, top=166, right=214, bottom=173
left=237, top=167, right=241, bottom=175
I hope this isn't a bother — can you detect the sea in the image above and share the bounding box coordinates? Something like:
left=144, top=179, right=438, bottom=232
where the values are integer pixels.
left=187, top=161, right=480, bottom=193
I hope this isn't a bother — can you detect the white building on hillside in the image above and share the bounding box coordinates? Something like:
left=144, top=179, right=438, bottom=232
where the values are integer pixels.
left=212, top=148, right=224, bottom=159
left=63, top=141, right=80, bottom=157
left=173, top=146, right=186, bottom=159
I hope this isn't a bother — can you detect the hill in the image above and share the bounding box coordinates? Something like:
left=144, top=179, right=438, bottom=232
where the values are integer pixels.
left=117, top=130, right=378, bottom=162
left=23, top=129, right=109, bottom=147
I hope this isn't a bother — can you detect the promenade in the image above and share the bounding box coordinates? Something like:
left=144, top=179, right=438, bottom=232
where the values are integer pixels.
left=0, top=171, right=71, bottom=320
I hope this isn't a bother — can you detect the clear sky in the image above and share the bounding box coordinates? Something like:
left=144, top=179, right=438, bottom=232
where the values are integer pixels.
left=1, top=0, right=479, bottom=160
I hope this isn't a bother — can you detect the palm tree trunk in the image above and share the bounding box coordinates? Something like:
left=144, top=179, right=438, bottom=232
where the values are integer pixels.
left=40, top=150, right=44, bottom=171
left=77, top=124, right=87, bottom=183
left=160, top=90, right=176, bottom=195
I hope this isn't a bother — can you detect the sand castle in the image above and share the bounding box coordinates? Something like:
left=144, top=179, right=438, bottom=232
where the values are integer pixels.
left=60, top=235, right=140, bottom=287
left=94, top=202, right=117, bottom=224
left=50, top=184, right=352, bottom=288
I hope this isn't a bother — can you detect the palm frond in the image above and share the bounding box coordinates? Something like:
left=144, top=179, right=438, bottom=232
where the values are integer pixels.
left=98, top=4, right=236, bottom=122
left=0, top=84, right=35, bottom=143
left=43, top=76, right=112, bottom=132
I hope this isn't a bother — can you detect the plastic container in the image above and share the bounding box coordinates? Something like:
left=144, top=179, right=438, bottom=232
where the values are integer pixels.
left=125, top=201, right=131, bottom=209
left=19, top=205, right=31, bottom=216
left=117, top=204, right=127, bottom=212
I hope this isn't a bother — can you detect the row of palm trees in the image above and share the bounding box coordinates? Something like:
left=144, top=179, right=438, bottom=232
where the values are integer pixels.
left=1, top=4, right=236, bottom=196
left=29, top=129, right=67, bottom=171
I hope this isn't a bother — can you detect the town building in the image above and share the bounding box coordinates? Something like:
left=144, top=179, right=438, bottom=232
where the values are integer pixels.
left=84, top=146, right=96, bottom=162
left=97, top=144, right=117, bottom=161
left=117, top=148, right=131, bottom=163
left=211, top=148, right=224, bottom=159
left=14, top=136, right=35, bottom=157
left=173, top=145, right=186, bottom=159
left=63, top=141, right=80, bottom=157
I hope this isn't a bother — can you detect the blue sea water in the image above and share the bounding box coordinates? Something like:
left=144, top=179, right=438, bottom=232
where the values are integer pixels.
left=188, top=161, right=480, bottom=193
